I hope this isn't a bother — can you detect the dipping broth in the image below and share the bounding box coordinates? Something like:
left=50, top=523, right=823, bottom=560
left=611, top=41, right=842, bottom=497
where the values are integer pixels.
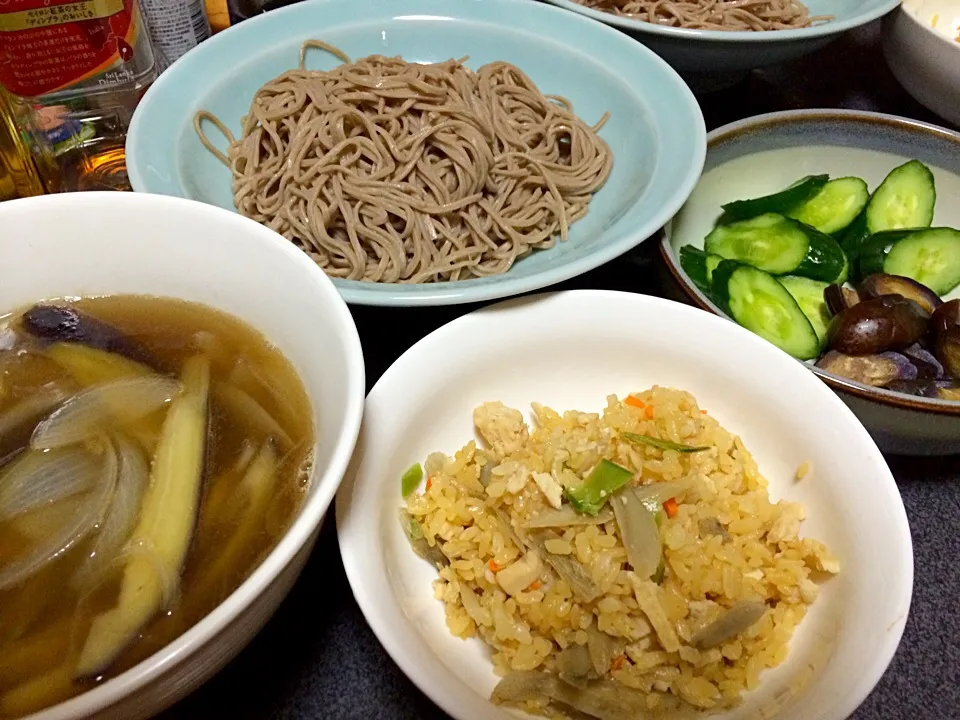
left=0, top=296, right=313, bottom=717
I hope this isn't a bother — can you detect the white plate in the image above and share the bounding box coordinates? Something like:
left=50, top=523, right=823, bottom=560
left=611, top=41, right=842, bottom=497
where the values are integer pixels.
left=337, top=290, right=913, bottom=720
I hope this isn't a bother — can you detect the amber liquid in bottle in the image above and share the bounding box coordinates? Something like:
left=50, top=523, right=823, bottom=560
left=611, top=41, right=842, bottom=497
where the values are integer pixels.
left=0, top=91, right=45, bottom=199
left=0, top=0, right=159, bottom=194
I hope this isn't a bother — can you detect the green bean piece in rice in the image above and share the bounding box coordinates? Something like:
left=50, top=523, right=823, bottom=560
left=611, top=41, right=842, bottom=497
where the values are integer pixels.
left=400, top=388, right=839, bottom=720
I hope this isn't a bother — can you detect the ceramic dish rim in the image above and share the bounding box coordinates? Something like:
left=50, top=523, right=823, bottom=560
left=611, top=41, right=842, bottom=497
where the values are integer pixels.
left=337, top=288, right=913, bottom=720
left=125, top=0, right=707, bottom=308
left=0, top=192, right=367, bottom=720
left=539, top=0, right=902, bottom=43
left=659, top=108, right=960, bottom=416
left=894, top=1, right=960, bottom=52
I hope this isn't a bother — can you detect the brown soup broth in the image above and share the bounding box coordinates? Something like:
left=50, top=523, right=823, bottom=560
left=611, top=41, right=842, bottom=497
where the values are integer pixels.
left=0, top=296, right=313, bottom=717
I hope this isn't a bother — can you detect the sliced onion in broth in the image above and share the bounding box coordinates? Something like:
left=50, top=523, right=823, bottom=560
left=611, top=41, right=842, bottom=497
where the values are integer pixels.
left=0, top=441, right=118, bottom=591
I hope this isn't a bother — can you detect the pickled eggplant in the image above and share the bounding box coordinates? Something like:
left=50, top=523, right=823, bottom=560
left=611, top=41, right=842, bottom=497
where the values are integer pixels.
left=826, top=295, right=929, bottom=356
left=932, top=300, right=960, bottom=377
left=21, top=306, right=153, bottom=366
left=824, top=284, right=860, bottom=316
left=859, top=274, right=942, bottom=314
left=817, top=350, right=917, bottom=386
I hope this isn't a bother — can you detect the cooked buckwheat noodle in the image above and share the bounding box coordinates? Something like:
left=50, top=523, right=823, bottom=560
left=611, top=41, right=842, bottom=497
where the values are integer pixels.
left=570, top=0, right=832, bottom=30
left=194, top=40, right=612, bottom=284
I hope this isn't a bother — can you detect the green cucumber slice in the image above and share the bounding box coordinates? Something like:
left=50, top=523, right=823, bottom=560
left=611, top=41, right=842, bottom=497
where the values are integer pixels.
left=705, top=214, right=809, bottom=275
left=711, top=261, right=821, bottom=360
left=721, top=175, right=829, bottom=221
left=865, top=160, right=936, bottom=234
left=705, top=213, right=848, bottom=284
left=777, top=275, right=831, bottom=344
left=859, top=228, right=960, bottom=296
left=838, top=211, right=869, bottom=280
left=787, top=177, right=870, bottom=235
left=679, top=246, right=723, bottom=296
left=793, top=225, right=849, bottom=285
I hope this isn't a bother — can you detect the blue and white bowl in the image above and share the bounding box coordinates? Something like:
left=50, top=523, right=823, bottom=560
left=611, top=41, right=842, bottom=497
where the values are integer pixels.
left=660, top=109, right=960, bottom=455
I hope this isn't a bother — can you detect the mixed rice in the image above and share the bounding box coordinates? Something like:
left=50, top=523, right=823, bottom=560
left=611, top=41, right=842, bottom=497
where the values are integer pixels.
left=400, top=386, right=839, bottom=719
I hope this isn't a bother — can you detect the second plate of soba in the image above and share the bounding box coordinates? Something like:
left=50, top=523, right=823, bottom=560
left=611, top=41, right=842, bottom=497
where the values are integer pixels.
left=126, top=0, right=706, bottom=306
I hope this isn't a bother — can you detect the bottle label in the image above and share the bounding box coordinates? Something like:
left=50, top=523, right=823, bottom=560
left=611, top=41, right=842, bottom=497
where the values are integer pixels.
left=0, top=0, right=141, bottom=97
left=140, top=0, right=210, bottom=72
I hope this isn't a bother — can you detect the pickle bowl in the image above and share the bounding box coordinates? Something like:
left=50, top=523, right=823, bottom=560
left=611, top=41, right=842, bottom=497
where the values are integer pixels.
left=660, top=109, right=960, bottom=455
left=0, top=192, right=366, bottom=719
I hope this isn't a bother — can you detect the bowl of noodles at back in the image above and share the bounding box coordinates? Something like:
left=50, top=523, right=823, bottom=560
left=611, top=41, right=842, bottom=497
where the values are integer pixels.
left=126, top=0, right=705, bottom=306
left=538, top=0, right=901, bottom=85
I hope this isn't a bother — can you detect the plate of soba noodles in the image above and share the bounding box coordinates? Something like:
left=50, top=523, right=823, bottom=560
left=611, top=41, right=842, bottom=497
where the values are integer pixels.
left=538, top=0, right=902, bottom=77
left=126, top=0, right=706, bottom=306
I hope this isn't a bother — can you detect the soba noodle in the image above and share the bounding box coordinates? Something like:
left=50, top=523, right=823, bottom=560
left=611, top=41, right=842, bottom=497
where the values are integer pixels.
left=195, top=41, right=613, bottom=284
left=570, top=0, right=832, bottom=30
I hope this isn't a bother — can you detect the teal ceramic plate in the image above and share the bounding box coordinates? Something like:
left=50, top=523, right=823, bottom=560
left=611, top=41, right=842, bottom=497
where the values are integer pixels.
left=126, top=0, right=705, bottom=306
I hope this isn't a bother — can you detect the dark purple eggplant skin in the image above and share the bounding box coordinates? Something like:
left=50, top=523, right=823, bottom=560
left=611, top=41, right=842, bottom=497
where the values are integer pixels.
left=817, top=350, right=918, bottom=387
left=826, top=295, right=931, bottom=356
left=20, top=305, right=153, bottom=366
left=885, top=379, right=942, bottom=397
left=931, top=299, right=960, bottom=379
left=932, top=299, right=960, bottom=336
left=903, top=344, right=945, bottom=380
left=859, top=274, right=942, bottom=315
left=824, top=285, right=860, bottom=317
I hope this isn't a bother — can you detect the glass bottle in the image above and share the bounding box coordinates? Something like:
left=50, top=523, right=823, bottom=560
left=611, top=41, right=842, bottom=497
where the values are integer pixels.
left=0, top=0, right=159, bottom=192
left=139, top=0, right=211, bottom=73
left=0, top=88, right=51, bottom=199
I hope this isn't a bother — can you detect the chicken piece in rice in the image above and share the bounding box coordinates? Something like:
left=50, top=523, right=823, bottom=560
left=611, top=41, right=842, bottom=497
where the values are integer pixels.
left=473, top=401, right=529, bottom=458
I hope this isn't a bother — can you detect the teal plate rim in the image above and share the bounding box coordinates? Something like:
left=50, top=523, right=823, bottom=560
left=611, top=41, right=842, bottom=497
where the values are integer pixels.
left=539, top=0, right=902, bottom=43
left=127, top=0, right=706, bottom=307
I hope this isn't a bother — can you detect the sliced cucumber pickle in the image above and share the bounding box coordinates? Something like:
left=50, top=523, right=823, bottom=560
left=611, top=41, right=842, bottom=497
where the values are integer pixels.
left=859, top=227, right=960, bottom=296
left=865, top=160, right=936, bottom=234
left=705, top=214, right=809, bottom=274
left=705, top=213, right=848, bottom=284
left=787, top=176, right=870, bottom=235
left=778, top=275, right=831, bottom=344
left=720, top=174, right=829, bottom=221
left=679, top=246, right=723, bottom=296
left=711, top=261, right=821, bottom=360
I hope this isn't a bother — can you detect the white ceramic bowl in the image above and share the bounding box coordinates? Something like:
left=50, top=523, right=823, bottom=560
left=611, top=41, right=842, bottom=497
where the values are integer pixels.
left=661, top=109, right=960, bottom=455
left=337, top=290, right=913, bottom=720
left=0, top=192, right=366, bottom=720
left=884, top=0, right=960, bottom=128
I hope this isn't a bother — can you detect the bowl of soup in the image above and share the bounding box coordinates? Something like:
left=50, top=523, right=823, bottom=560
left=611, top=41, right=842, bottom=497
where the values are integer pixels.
left=0, top=192, right=365, bottom=719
